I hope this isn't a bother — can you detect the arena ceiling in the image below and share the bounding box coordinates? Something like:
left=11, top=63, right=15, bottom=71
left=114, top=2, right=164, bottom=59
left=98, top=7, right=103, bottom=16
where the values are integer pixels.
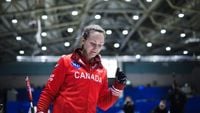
left=0, top=0, right=200, bottom=63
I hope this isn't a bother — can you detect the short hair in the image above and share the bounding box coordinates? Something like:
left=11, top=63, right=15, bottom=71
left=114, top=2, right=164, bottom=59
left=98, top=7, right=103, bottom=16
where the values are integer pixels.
left=82, top=24, right=105, bottom=39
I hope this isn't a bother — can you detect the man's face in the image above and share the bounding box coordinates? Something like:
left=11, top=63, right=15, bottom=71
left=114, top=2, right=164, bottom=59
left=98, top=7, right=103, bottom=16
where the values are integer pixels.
left=82, top=31, right=105, bottom=60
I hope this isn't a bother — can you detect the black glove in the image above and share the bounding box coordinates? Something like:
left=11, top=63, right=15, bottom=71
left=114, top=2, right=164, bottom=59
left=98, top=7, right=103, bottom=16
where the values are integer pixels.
left=115, top=67, right=127, bottom=85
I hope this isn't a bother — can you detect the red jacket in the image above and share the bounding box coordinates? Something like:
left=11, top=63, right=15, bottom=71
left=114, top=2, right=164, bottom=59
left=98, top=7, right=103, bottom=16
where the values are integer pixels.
left=37, top=49, right=125, bottom=113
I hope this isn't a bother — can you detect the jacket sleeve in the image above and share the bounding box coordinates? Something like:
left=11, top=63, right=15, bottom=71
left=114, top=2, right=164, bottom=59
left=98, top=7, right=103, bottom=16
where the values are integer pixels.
left=97, top=70, right=125, bottom=111
left=37, top=56, right=66, bottom=113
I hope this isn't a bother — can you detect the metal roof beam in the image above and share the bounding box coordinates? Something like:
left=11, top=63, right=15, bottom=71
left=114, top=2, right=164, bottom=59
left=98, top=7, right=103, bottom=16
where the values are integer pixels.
left=119, top=0, right=163, bottom=51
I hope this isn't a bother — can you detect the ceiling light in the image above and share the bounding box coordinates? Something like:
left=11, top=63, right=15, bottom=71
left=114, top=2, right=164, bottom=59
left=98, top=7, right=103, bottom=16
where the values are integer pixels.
left=132, top=15, right=139, bottom=20
left=178, top=13, right=184, bottom=18
left=135, top=54, right=141, bottom=59
left=12, top=19, right=18, bottom=24
left=122, top=30, right=128, bottom=35
left=183, top=50, right=188, bottom=55
left=106, top=30, right=112, bottom=35
left=94, top=14, right=101, bottom=19
left=146, top=42, right=152, bottom=47
left=113, top=43, right=120, bottom=48
left=64, top=42, right=70, bottom=47
left=41, top=15, right=48, bottom=20
left=180, top=33, right=186, bottom=38
left=165, top=46, right=171, bottom=51
left=19, top=50, right=24, bottom=55
left=41, top=46, right=47, bottom=51
left=125, top=0, right=131, bottom=2
left=160, top=29, right=166, bottom=34
left=71, top=11, right=78, bottom=16
left=41, top=32, right=47, bottom=37
left=6, top=0, right=11, bottom=2
left=16, top=56, right=22, bottom=61
left=67, top=28, right=74, bottom=33
left=16, top=36, right=22, bottom=41
left=146, top=0, right=152, bottom=2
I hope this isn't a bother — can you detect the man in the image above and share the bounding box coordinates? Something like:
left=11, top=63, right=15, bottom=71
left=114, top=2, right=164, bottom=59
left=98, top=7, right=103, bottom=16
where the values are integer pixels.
left=36, top=24, right=127, bottom=113
left=168, top=81, right=187, bottom=113
left=123, top=96, right=135, bottom=113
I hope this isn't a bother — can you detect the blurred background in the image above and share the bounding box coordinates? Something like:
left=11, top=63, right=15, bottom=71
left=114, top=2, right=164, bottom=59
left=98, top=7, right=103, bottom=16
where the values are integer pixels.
left=0, top=0, right=200, bottom=113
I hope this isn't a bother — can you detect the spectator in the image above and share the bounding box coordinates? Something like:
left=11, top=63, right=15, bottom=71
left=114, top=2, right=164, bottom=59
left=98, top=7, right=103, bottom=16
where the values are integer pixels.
left=0, top=104, right=3, bottom=113
left=168, top=80, right=187, bottom=113
left=123, top=96, right=135, bottom=113
left=152, top=100, right=168, bottom=113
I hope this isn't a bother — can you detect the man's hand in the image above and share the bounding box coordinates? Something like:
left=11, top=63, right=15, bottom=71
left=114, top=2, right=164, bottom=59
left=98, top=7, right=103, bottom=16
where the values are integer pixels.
left=115, top=67, right=127, bottom=85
